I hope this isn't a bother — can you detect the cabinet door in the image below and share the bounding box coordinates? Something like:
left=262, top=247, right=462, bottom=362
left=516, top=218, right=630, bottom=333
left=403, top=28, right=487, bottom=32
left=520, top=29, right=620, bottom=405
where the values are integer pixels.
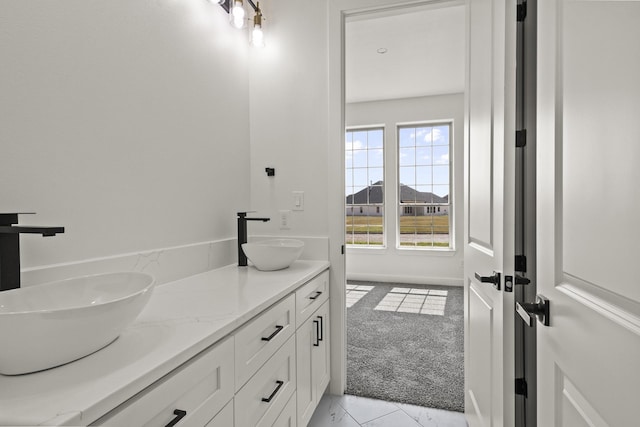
left=296, top=300, right=331, bottom=427
left=312, top=301, right=330, bottom=399
left=295, top=314, right=316, bottom=427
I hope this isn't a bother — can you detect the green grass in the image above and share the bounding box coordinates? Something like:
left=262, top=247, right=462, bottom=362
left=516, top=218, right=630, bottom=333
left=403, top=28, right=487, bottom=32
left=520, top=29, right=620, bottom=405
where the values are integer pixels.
left=348, top=241, right=449, bottom=247
left=345, top=215, right=450, bottom=234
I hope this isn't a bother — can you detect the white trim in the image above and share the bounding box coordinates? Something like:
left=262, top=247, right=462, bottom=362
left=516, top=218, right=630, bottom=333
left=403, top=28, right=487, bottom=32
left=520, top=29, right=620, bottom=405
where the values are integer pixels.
left=329, top=0, right=467, bottom=396
left=396, top=117, right=457, bottom=127
left=395, top=120, right=454, bottom=250
left=346, top=123, right=386, bottom=130
left=347, top=272, right=463, bottom=287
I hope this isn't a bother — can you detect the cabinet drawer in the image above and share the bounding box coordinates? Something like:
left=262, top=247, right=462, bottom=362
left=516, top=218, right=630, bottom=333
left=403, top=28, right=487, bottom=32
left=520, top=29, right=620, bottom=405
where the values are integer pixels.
left=91, top=336, right=234, bottom=427
left=204, top=399, right=234, bottom=427
left=295, top=270, right=329, bottom=328
left=273, top=392, right=297, bottom=427
left=235, top=335, right=296, bottom=427
left=235, top=294, right=295, bottom=389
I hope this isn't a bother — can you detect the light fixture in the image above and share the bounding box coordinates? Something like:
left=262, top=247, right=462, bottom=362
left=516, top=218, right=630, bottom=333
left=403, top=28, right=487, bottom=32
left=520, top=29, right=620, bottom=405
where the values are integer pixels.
left=251, top=2, right=264, bottom=48
left=231, top=0, right=245, bottom=29
left=214, top=0, right=266, bottom=46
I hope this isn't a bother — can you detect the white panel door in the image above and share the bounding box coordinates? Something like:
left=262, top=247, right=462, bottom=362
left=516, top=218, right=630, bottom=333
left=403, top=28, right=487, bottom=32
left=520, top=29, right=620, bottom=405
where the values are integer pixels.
left=464, top=0, right=517, bottom=426
left=537, top=1, right=640, bottom=425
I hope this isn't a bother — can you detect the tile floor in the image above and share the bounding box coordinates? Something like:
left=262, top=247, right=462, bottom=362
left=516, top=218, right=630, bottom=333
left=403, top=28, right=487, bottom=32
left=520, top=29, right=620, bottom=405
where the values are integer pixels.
left=308, top=394, right=468, bottom=427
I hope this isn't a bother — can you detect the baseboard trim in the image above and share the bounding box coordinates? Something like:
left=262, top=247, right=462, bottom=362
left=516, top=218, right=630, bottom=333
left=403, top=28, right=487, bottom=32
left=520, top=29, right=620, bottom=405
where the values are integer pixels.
left=346, top=272, right=463, bottom=287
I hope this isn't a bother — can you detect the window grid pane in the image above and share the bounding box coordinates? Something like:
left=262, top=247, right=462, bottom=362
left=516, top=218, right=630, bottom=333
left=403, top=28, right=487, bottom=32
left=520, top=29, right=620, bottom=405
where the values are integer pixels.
left=397, top=123, right=451, bottom=249
left=346, top=127, right=384, bottom=247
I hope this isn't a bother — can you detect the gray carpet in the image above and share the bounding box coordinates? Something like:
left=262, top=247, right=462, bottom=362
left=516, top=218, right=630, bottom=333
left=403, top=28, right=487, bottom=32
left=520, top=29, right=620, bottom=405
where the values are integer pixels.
left=346, top=281, right=464, bottom=412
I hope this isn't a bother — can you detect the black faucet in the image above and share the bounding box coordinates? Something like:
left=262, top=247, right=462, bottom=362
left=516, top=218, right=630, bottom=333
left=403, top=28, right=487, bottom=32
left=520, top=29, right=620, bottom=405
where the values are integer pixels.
left=237, top=212, right=270, bottom=267
left=0, top=213, right=65, bottom=291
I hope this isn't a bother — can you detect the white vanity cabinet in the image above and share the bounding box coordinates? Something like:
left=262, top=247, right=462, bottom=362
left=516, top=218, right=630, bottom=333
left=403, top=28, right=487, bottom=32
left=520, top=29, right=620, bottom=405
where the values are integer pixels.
left=295, top=271, right=331, bottom=427
left=91, top=336, right=234, bottom=427
left=83, top=266, right=330, bottom=427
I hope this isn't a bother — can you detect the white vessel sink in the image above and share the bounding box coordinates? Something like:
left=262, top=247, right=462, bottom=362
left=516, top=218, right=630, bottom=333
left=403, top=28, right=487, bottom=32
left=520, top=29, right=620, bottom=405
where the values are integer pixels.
left=242, top=239, right=304, bottom=271
left=0, top=272, right=155, bottom=375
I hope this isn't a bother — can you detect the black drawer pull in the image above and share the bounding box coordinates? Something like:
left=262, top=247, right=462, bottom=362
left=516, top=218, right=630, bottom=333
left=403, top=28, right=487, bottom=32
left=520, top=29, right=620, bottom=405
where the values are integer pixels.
left=317, top=315, right=324, bottom=342
left=261, top=325, right=284, bottom=341
left=309, top=291, right=322, bottom=300
left=261, top=380, right=285, bottom=402
left=165, top=409, right=187, bottom=427
left=313, top=319, right=320, bottom=346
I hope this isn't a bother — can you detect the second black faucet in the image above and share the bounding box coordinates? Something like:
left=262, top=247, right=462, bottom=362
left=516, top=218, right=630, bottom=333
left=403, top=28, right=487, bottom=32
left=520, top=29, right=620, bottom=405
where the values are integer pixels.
left=237, top=212, right=270, bottom=267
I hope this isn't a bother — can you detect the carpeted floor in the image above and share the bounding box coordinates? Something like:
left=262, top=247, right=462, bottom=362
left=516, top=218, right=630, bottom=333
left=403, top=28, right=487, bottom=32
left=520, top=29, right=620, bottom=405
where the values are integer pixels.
left=346, top=280, right=464, bottom=412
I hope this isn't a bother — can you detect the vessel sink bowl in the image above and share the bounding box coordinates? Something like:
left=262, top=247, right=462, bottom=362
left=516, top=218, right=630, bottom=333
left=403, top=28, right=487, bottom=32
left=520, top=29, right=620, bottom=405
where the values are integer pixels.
left=0, top=272, right=155, bottom=375
left=242, top=239, right=304, bottom=271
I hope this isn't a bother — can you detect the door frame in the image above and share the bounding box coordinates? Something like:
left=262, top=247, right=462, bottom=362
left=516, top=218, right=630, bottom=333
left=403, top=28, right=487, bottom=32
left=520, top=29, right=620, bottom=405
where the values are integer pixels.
left=327, top=0, right=466, bottom=395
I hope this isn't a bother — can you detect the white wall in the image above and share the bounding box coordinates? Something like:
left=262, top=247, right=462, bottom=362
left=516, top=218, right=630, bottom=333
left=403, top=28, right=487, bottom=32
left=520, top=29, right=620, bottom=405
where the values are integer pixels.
left=346, top=93, right=465, bottom=286
left=0, top=1, right=251, bottom=271
left=248, top=0, right=329, bottom=238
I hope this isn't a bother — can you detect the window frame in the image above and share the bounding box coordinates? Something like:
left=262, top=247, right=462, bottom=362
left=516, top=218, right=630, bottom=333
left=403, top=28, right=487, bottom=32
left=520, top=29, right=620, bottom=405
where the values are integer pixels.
left=396, top=121, right=453, bottom=251
left=345, top=125, right=386, bottom=248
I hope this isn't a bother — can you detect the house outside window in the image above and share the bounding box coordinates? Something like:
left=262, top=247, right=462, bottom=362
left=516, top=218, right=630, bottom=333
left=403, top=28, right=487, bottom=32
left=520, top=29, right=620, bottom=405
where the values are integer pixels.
left=398, top=123, right=452, bottom=248
left=345, top=127, right=384, bottom=246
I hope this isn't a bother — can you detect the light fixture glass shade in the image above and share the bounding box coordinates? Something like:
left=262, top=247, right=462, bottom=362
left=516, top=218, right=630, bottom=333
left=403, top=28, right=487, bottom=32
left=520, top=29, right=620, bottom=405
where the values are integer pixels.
left=231, top=0, right=245, bottom=28
left=251, top=3, right=264, bottom=48
left=251, top=25, right=264, bottom=48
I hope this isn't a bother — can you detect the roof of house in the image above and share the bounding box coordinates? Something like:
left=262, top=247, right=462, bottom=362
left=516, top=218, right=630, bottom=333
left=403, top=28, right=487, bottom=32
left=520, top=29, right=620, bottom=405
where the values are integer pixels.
left=346, top=181, right=448, bottom=204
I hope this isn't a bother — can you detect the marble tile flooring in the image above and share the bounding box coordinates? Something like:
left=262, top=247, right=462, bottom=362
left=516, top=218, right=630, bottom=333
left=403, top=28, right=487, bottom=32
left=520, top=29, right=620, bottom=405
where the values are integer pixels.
left=308, top=394, right=468, bottom=427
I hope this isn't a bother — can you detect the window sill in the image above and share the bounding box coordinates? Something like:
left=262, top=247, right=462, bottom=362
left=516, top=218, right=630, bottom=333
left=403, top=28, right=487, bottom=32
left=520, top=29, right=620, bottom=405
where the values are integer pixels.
left=346, top=245, right=457, bottom=257
left=395, top=246, right=457, bottom=256
left=346, top=245, right=387, bottom=254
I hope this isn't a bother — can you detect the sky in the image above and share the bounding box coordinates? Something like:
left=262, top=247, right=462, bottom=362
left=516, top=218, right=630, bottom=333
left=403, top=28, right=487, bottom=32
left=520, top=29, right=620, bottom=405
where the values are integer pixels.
left=345, top=125, right=451, bottom=198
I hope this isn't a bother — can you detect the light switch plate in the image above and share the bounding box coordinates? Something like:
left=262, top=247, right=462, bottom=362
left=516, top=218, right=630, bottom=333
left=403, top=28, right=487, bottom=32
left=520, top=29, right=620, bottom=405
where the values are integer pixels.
left=292, top=191, right=304, bottom=211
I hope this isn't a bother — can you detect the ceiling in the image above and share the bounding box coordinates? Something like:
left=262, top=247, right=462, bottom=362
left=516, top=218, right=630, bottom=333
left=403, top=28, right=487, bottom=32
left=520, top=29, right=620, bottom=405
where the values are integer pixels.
left=345, top=3, right=466, bottom=104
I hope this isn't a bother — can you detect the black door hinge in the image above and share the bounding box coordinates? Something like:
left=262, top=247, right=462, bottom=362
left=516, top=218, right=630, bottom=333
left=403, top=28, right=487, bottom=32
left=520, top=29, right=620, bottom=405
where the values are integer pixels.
left=515, top=255, right=527, bottom=272
left=516, top=129, right=527, bottom=147
left=515, top=378, right=528, bottom=397
left=341, top=245, right=345, bottom=255
left=517, top=2, right=527, bottom=22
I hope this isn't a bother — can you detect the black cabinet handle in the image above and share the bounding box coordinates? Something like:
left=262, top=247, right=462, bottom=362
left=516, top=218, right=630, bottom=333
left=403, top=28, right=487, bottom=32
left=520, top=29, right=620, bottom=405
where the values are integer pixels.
left=313, top=320, right=320, bottom=346
left=165, top=409, right=187, bottom=427
left=317, top=315, right=324, bottom=342
left=309, top=291, right=322, bottom=300
left=261, top=380, right=284, bottom=402
left=261, top=325, right=284, bottom=341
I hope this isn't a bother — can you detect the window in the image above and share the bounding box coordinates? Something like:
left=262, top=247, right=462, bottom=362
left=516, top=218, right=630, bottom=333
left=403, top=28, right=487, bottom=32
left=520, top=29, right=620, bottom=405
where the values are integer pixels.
left=398, top=123, right=451, bottom=248
left=345, top=127, right=384, bottom=246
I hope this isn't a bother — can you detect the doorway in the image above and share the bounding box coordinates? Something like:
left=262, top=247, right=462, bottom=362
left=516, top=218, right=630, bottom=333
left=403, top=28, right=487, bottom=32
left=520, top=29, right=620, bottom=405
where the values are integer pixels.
left=342, top=0, right=467, bottom=414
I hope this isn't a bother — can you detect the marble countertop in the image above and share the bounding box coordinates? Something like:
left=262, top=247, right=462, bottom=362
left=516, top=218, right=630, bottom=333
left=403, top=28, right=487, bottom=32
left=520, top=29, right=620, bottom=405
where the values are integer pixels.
left=0, top=260, right=330, bottom=426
